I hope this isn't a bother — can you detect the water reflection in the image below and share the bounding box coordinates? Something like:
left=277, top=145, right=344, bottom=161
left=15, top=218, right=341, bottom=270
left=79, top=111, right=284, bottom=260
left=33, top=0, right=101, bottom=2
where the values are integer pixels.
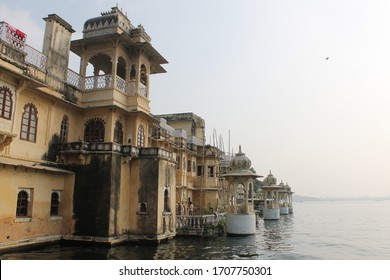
left=1, top=214, right=295, bottom=260
left=261, top=215, right=294, bottom=253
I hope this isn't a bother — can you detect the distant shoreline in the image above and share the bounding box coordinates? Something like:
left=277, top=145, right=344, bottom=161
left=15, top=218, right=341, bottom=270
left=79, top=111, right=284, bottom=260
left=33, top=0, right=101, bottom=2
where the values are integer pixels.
left=292, top=194, right=390, bottom=202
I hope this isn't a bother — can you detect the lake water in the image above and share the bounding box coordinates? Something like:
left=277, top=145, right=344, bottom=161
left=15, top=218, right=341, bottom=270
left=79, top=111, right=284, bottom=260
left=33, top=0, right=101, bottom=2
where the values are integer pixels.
left=1, top=200, right=390, bottom=260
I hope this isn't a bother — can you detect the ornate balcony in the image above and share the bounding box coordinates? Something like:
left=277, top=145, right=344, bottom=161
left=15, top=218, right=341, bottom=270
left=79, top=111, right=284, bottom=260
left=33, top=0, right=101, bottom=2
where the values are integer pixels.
left=0, top=22, right=26, bottom=50
left=59, top=141, right=137, bottom=155
left=1, top=22, right=149, bottom=109
left=58, top=142, right=174, bottom=161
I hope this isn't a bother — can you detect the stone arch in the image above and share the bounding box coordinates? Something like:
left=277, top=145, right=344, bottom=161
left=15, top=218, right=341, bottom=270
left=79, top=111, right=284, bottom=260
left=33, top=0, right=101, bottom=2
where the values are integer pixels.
left=87, top=53, right=112, bottom=76
left=236, top=183, right=245, bottom=206
left=114, top=120, right=123, bottom=144
left=248, top=182, right=253, bottom=199
left=116, top=56, right=126, bottom=80
left=84, top=118, right=105, bottom=142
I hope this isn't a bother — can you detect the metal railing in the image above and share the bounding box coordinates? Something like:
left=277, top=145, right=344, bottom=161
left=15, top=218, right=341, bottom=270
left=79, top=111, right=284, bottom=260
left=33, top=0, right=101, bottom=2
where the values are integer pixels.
left=24, top=44, right=47, bottom=70
left=0, top=23, right=148, bottom=96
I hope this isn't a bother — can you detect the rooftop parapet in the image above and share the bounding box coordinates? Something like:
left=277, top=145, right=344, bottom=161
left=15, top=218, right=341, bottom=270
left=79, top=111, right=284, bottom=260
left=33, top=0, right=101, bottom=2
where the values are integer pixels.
left=0, top=22, right=27, bottom=50
left=82, top=6, right=151, bottom=43
left=83, top=6, right=135, bottom=38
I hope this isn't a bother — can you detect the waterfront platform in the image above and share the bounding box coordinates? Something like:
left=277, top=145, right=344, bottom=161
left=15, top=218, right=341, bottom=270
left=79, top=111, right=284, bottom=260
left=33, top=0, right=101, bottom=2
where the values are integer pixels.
left=176, top=214, right=226, bottom=236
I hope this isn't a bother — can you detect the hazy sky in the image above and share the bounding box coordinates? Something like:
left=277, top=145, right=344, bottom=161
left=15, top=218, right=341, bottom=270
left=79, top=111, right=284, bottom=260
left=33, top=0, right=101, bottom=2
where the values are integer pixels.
left=1, top=0, right=390, bottom=198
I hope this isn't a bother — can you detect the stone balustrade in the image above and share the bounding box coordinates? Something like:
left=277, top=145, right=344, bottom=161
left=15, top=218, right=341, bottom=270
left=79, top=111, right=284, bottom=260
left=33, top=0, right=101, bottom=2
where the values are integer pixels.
left=176, top=213, right=226, bottom=236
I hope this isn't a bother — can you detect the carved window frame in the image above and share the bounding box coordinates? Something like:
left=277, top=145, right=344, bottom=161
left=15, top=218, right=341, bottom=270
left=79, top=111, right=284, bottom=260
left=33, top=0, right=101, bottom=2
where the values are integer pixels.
left=137, top=125, right=145, bottom=147
left=84, top=118, right=105, bottom=142
left=0, top=86, right=13, bottom=120
left=20, top=103, right=38, bottom=143
left=50, top=191, right=61, bottom=217
left=15, top=188, right=33, bottom=221
left=60, top=115, right=69, bottom=143
left=114, top=120, right=123, bottom=144
left=137, top=202, right=148, bottom=215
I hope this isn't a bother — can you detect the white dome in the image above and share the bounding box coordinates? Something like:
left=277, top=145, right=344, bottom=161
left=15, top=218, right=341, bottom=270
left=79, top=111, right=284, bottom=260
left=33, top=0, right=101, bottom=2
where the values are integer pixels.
left=263, top=170, right=277, bottom=186
left=230, top=145, right=251, bottom=171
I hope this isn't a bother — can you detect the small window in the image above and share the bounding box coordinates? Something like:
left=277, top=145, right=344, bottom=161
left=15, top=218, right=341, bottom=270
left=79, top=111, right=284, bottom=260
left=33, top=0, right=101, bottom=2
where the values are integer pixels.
left=197, top=166, right=203, bottom=176
left=187, top=160, right=191, bottom=172
left=208, top=166, right=214, bottom=177
left=60, top=115, right=69, bottom=143
left=136, top=202, right=148, bottom=215
left=16, top=189, right=31, bottom=217
left=84, top=118, right=105, bottom=142
left=139, top=202, right=147, bottom=213
left=20, top=103, right=38, bottom=142
left=192, top=161, right=196, bottom=173
left=137, top=125, right=145, bottom=147
left=0, top=86, right=13, bottom=120
left=50, top=191, right=60, bottom=216
left=114, top=121, right=123, bottom=144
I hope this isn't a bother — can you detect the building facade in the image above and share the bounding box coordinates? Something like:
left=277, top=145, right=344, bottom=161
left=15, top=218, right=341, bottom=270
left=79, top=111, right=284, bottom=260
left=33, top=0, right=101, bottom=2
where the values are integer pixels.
left=0, top=7, right=229, bottom=251
left=154, top=113, right=222, bottom=214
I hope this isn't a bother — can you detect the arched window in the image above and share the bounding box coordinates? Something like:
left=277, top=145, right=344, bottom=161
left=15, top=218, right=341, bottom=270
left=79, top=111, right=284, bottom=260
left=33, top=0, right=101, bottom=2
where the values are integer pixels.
left=249, top=183, right=253, bottom=199
left=187, top=160, right=191, bottom=172
left=139, top=202, right=147, bottom=213
left=140, top=64, right=148, bottom=98
left=236, top=184, right=245, bottom=206
left=116, top=57, right=126, bottom=80
left=50, top=192, right=60, bottom=216
left=60, top=115, right=69, bottom=143
left=182, top=156, right=186, bottom=170
left=16, top=190, right=29, bottom=217
left=137, top=125, right=145, bottom=147
left=192, top=161, right=196, bottom=173
left=114, top=121, right=123, bottom=144
left=20, top=103, right=38, bottom=142
left=229, top=185, right=235, bottom=206
left=0, top=86, right=13, bottom=120
left=140, top=64, right=147, bottom=86
left=84, top=118, right=105, bottom=142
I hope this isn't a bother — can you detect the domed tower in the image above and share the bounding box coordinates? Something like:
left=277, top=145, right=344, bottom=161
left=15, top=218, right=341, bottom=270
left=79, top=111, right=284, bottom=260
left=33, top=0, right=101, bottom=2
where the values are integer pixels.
left=71, top=6, right=168, bottom=114
left=262, top=170, right=281, bottom=220
left=285, top=182, right=294, bottom=213
left=58, top=8, right=175, bottom=244
left=222, top=146, right=262, bottom=235
left=278, top=181, right=289, bottom=215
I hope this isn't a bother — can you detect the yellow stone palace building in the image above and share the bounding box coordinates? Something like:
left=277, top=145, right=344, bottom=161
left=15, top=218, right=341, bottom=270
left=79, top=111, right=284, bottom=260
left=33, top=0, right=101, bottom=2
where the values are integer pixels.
left=0, top=7, right=226, bottom=251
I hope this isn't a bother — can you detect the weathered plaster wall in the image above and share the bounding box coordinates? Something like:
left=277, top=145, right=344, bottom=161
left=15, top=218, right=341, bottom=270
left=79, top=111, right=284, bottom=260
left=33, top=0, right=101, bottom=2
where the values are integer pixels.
left=0, top=165, right=74, bottom=245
